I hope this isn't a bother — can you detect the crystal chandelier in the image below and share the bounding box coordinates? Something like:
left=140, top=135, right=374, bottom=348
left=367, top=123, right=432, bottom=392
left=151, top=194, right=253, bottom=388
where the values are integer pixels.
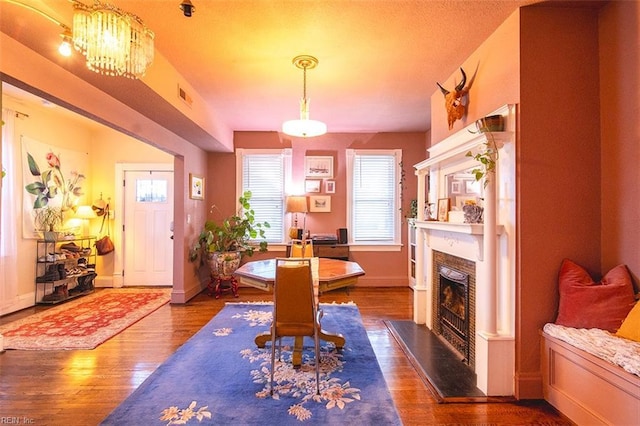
left=71, top=0, right=155, bottom=79
left=282, top=55, right=327, bottom=138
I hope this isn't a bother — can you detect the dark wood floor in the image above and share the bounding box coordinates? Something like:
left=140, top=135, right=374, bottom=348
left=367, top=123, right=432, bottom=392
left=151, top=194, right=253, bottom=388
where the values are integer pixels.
left=0, top=286, right=572, bottom=425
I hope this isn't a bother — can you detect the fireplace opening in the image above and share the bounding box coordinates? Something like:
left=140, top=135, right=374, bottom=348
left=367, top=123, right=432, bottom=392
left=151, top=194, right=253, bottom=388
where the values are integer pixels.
left=438, top=266, right=470, bottom=364
left=431, top=250, right=476, bottom=368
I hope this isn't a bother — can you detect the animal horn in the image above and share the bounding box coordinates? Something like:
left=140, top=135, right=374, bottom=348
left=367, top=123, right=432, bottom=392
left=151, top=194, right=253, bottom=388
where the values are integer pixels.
left=436, top=82, right=449, bottom=95
left=455, top=68, right=467, bottom=92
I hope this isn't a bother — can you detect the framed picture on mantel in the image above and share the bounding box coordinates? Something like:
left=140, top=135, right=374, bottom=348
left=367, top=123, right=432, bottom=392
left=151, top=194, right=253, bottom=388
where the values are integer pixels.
left=437, top=198, right=450, bottom=222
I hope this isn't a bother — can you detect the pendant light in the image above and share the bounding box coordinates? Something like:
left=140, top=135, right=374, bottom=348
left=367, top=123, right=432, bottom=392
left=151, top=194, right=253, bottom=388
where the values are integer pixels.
left=282, top=55, right=327, bottom=138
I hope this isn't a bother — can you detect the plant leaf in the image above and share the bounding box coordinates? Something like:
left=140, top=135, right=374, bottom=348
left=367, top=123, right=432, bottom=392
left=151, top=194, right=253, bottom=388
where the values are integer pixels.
left=26, top=152, right=41, bottom=176
left=25, top=182, right=45, bottom=195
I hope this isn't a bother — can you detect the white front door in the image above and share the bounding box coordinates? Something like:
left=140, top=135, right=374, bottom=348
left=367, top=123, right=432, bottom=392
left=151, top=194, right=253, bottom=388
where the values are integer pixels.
left=123, top=170, right=174, bottom=286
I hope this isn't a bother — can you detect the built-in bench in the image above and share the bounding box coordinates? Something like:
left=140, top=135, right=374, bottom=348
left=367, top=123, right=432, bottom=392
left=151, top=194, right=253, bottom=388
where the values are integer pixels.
left=541, top=325, right=640, bottom=425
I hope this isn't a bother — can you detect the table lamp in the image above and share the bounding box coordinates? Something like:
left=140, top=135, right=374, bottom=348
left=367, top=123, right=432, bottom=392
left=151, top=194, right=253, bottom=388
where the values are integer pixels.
left=286, top=196, right=307, bottom=240
left=75, top=205, right=97, bottom=236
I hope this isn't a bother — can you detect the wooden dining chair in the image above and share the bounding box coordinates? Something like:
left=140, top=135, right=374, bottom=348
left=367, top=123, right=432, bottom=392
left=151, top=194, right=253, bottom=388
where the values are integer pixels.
left=289, top=238, right=314, bottom=258
left=270, top=257, right=321, bottom=395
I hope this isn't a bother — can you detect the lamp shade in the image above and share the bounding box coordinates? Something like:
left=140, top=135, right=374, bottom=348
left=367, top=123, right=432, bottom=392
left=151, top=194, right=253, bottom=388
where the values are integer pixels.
left=75, top=205, right=97, bottom=219
left=286, top=196, right=307, bottom=213
left=282, top=118, right=327, bottom=138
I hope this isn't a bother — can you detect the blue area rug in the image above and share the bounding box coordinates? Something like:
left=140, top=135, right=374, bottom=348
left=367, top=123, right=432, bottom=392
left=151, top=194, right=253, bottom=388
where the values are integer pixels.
left=101, top=302, right=401, bottom=425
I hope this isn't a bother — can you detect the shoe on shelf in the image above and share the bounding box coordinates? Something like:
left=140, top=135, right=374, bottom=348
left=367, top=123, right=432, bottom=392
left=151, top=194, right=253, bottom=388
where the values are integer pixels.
left=60, top=242, right=81, bottom=252
left=57, top=263, right=67, bottom=279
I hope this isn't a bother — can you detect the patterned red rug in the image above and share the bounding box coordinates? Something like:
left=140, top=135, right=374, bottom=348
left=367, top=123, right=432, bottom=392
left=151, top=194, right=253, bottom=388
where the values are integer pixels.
left=0, top=288, right=171, bottom=350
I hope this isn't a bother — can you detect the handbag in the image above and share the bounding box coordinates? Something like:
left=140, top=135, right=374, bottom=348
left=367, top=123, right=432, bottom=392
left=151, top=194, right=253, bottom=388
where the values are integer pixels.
left=95, top=203, right=115, bottom=256
left=96, top=235, right=114, bottom=255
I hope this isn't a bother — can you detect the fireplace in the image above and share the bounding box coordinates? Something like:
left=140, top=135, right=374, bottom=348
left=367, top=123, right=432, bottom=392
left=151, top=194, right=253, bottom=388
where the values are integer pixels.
left=432, top=251, right=476, bottom=369
left=413, top=105, right=516, bottom=396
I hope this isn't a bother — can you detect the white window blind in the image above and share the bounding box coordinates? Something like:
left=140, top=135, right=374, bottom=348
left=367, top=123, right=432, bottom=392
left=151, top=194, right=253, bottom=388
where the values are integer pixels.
left=238, top=149, right=290, bottom=243
left=348, top=150, right=401, bottom=243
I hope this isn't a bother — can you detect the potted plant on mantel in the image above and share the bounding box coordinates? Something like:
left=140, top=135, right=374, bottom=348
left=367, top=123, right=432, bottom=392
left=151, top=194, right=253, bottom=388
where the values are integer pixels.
left=463, top=114, right=505, bottom=224
left=190, top=191, right=270, bottom=279
left=466, top=114, right=505, bottom=186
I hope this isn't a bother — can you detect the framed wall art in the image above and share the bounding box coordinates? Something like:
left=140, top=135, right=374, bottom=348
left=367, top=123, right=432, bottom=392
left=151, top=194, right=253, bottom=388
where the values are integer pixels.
left=304, top=156, right=333, bottom=179
left=309, top=195, right=331, bottom=212
left=455, top=196, right=479, bottom=210
left=189, top=173, right=205, bottom=200
left=305, top=179, right=321, bottom=193
left=437, top=198, right=450, bottom=222
left=325, top=180, right=335, bottom=194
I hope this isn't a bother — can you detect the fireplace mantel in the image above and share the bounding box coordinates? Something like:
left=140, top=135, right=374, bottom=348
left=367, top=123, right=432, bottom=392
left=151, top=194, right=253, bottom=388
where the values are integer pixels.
left=414, top=220, right=504, bottom=235
left=414, top=220, right=504, bottom=262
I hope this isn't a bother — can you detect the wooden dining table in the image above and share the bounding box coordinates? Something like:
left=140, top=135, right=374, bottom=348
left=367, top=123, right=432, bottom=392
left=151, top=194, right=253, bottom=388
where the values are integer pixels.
left=234, top=257, right=365, bottom=367
left=234, top=257, right=365, bottom=294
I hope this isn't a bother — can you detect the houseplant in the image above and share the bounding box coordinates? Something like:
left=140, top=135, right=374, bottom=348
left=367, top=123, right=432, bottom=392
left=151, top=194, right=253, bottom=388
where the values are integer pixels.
left=190, top=191, right=269, bottom=278
left=34, top=206, right=63, bottom=241
left=465, top=115, right=504, bottom=186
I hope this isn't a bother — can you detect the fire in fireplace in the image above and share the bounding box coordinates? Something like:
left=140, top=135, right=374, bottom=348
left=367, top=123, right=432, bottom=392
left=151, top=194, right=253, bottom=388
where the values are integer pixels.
left=431, top=251, right=476, bottom=367
left=438, top=265, right=470, bottom=363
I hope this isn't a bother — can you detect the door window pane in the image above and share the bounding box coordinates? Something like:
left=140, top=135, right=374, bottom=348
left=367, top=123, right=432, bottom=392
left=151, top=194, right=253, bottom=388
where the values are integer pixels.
left=136, top=179, right=167, bottom=203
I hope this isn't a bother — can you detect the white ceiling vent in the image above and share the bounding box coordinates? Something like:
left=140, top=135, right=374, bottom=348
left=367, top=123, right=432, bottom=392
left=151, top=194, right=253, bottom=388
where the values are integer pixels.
left=177, top=84, right=193, bottom=108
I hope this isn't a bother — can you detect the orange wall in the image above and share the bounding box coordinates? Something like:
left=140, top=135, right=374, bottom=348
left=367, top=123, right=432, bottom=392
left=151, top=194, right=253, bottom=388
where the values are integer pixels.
left=205, top=131, right=427, bottom=286
left=517, top=5, right=602, bottom=398
left=599, top=2, right=640, bottom=281
left=430, top=10, right=520, bottom=142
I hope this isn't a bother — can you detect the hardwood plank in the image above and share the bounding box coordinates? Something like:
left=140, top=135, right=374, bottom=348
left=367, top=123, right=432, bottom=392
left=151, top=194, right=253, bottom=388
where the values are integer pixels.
left=0, top=287, right=572, bottom=425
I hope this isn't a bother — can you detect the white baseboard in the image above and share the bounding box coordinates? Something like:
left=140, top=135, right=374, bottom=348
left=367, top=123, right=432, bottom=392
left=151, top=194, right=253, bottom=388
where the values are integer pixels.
left=1, top=292, right=36, bottom=316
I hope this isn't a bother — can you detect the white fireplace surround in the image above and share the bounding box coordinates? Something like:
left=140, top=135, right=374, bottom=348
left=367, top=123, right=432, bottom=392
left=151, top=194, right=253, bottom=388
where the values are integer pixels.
left=413, top=104, right=516, bottom=396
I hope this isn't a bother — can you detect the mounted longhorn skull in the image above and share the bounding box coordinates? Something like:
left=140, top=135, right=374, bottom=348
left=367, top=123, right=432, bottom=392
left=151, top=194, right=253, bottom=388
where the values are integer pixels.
left=437, top=68, right=468, bottom=130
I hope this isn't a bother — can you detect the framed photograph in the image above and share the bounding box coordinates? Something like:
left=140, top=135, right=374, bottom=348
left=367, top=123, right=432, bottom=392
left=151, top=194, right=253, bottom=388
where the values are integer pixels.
left=450, top=181, right=461, bottom=194
left=189, top=173, right=204, bottom=200
left=465, top=179, right=481, bottom=195
left=309, top=195, right=331, bottom=212
left=455, top=196, right=479, bottom=210
left=304, top=156, right=334, bottom=178
left=305, top=179, right=321, bottom=193
left=437, top=198, right=450, bottom=222
left=325, top=180, right=335, bottom=194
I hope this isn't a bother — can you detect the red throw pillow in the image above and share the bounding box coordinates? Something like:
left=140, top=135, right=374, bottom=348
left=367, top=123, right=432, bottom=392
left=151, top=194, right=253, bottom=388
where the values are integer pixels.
left=555, top=259, right=636, bottom=332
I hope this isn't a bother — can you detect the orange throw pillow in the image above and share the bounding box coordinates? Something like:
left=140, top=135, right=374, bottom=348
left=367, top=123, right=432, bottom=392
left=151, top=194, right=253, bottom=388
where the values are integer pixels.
left=555, top=259, right=636, bottom=332
left=616, top=302, right=640, bottom=342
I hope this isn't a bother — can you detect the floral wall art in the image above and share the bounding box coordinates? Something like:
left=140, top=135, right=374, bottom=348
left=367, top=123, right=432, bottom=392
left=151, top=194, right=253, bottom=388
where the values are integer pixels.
left=21, top=136, right=88, bottom=238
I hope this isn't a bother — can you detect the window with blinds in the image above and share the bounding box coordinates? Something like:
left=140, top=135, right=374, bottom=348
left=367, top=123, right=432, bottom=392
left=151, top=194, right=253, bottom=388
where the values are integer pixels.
left=237, top=149, right=291, bottom=243
left=347, top=149, right=402, bottom=244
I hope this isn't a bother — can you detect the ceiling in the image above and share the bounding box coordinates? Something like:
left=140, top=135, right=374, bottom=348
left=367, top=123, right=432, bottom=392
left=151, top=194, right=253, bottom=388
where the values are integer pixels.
left=2, top=0, right=554, bottom=139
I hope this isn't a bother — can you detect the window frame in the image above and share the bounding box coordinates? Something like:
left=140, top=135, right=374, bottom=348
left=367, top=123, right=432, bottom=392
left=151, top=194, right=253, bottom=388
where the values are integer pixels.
left=235, top=148, right=292, bottom=246
left=346, top=148, right=402, bottom=252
